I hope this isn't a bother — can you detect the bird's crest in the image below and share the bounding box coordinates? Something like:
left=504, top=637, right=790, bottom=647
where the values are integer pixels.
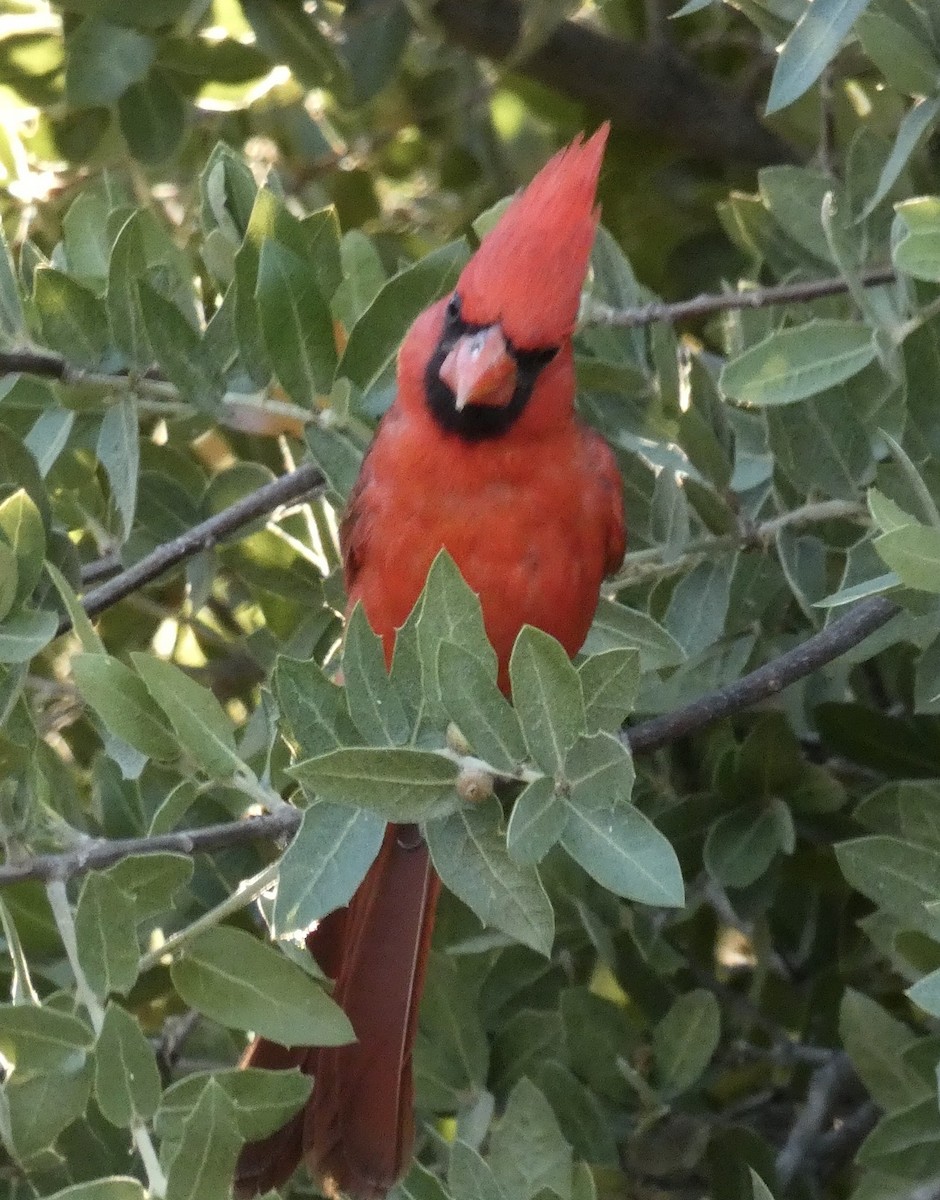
left=457, top=123, right=609, bottom=350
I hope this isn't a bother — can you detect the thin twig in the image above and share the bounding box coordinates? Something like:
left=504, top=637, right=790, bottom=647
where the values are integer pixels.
left=47, top=880, right=167, bottom=1197
left=138, top=859, right=280, bottom=974
left=626, top=596, right=899, bottom=754
left=612, top=498, right=867, bottom=587
left=775, top=1052, right=856, bottom=1187
left=1, top=594, right=901, bottom=887
left=0, top=809, right=299, bottom=886
left=0, top=267, right=902, bottom=417
left=814, top=1098, right=881, bottom=1178
left=586, top=266, right=897, bottom=329
left=57, top=463, right=325, bottom=636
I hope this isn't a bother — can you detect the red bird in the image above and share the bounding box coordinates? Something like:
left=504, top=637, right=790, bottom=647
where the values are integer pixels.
left=235, top=125, right=625, bottom=1200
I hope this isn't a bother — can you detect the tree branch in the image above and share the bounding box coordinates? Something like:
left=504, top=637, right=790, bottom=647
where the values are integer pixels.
left=59, top=463, right=326, bottom=636
left=4, top=593, right=901, bottom=887
left=432, top=0, right=796, bottom=166
left=613, top=498, right=867, bottom=587
left=0, top=265, right=901, bottom=428
left=0, top=809, right=300, bottom=887
left=775, top=1053, right=856, bottom=1187
left=626, top=596, right=899, bottom=754
left=585, top=266, right=898, bottom=329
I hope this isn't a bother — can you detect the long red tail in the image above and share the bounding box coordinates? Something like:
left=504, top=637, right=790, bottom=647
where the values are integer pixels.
left=234, top=824, right=441, bottom=1200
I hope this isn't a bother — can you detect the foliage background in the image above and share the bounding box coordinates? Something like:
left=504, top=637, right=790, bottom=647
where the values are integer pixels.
left=2, top=0, right=940, bottom=1199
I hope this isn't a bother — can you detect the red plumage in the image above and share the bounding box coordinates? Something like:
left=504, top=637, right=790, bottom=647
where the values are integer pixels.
left=236, top=123, right=624, bottom=1200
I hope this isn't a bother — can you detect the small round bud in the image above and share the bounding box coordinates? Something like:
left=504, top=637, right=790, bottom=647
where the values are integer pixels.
left=456, top=767, right=495, bottom=805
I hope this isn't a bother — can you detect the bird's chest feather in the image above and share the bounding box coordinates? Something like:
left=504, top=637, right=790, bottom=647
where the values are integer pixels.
left=347, top=417, right=609, bottom=669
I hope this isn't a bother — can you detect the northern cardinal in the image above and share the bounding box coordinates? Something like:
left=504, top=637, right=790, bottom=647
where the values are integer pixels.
left=235, top=124, right=625, bottom=1200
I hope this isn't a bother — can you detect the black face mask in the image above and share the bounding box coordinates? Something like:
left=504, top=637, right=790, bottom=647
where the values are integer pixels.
left=423, top=293, right=558, bottom=442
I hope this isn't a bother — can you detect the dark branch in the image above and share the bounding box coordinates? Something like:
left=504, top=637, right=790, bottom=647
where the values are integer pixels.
left=0, top=809, right=300, bottom=886
left=433, top=0, right=796, bottom=165
left=61, top=464, right=326, bottom=636
left=626, top=597, right=900, bottom=754
left=591, top=266, right=898, bottom=329
left=1, top=593, right=901, bottom=887
left=775, top=1053, right=856, bottom=1187
left=0, top=349, right=67, bottom=379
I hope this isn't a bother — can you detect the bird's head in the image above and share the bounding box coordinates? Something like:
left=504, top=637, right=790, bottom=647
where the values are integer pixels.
left=400, top=124, right=609, bottom=441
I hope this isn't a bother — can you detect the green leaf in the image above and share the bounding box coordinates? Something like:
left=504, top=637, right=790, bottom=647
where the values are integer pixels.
left=578, top=649, right=640, bottom=734
left=132, top=653, right=241, bottom=777
left=766, top=0, right=873, bottom=114
left=750, top=1170, right=777, bottom=1200
left=343, top=603, right=410, bottom=746
left=241, top=0, right=343, bottom=88
left=768, top=392, right=873, bottom=500
left=106, top=212, right=151, bottom=368
left=653, top=990, right=720, bottom=1096
left=339, top=240, right=469, bottom=393
left=836, top=836, right=940, bottom=937
left=839, top=989, right=929, bottom=1109
left=561, top=797, right=683, bottom=906
left=416, top=551, right=498, bottom=718
left=565, top=731, right=635, bottom=810
left=488, top=1077, right=573, bottom=1200
left=582, top=599, right=686, bottom=670
left=65, top=19, right=155, bottom=107
left=650, top=468, right=691, bottom=561
left=704, top=805, right=785, bottom=888
left=664, top=556, right=733, bottom=657
left=0, top=488, right=44, bottom=611
left=32, top=269, right=108, bottom=367
left=3, top=1060, right=92, bottom=1160
left=720, top=321, right=877, bottom=407
left=427, top=798, right=554, bottom=956
left=855, top=1095, right=940, bottom=1178
left=118, top=68, right=187, bottom=164
left=106, top=852, right=193, bottom=920
left=290, top=747, right=460, bottom=820
left=94, top=1003, right=161, bottom=1127
left=860, top=98, right=940, bottom=221
left=73, top=654, right=179, bottom=761
left=0, top=225, right=26, bottom=348
left=74, top=873, right=140, bottom=998
left=0, top=608, right=57, bottom=663
left=274, top=654, right=346, bottom=757
left=0, top=1004, right=92, bottom=1075
left=893, top=197, right=940, bottom=282
left=759, top=165, right=841, bottom=263
left=45, top=1181, right=146, bottom=1200
left=449, top=1141, right=509, bottom=1200
left=164, top=1079, right=242, bottom=1200
left=138, top=281, right=224, bottom=414
left=857, top=12, right=940, bottom=97
left=155, top=1067, right=312, bottom=1142
left=272, top=801, right=385, bottom=936
left=333, top=229, right=386, bottom=328
left=25, top=408, right=75, bottom=478
left=171, top=926, right=354, bottom=1046
left=509, top=627, right=586, bottom=774
left=305, top=417, right=364, bottom=505
left=96, top=399, right=139, bottom=541
left=506, top=776, right=567, bottom=865
left=907, top=969, right=940, bottom=1019
left=0, top=543, right=17, bottom=624
left=439, top=641, right=527, bottom=772
left=875, top=525, right=940, bottom=593
left=257, top=239, right=337, bottom=402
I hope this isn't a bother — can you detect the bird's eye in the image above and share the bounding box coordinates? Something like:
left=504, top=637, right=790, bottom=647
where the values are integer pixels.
left=446, top=293, right=461, bottom=324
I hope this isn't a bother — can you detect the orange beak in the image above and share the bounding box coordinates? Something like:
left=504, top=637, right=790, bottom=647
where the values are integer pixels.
left=439, top=326, right=517, bottom=411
